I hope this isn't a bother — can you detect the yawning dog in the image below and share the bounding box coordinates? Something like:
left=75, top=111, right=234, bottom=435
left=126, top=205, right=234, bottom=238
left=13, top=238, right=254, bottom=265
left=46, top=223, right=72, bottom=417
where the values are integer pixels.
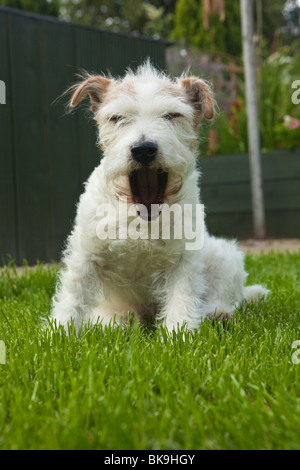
left=52, top=63, right=268, bottom=333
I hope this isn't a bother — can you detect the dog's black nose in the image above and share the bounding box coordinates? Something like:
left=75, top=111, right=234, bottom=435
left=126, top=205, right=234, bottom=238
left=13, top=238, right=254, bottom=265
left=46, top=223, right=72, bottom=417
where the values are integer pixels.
left=130, top=141, right=158, bottom=165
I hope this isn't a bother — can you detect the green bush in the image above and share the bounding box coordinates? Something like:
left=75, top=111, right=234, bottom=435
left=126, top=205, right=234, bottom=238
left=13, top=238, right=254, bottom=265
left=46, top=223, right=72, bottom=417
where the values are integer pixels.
left=199, top=49, right=300, bottom=156
left=259, top=51, right=300, bottom=151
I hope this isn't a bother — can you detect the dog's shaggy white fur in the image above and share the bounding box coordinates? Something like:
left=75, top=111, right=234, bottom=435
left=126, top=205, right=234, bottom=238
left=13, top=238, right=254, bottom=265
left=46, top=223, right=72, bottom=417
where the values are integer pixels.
left=52, top=63, right=269, bottom=333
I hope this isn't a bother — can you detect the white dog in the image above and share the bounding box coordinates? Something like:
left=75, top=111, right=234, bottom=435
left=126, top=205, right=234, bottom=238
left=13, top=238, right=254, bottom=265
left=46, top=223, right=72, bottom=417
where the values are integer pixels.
left=52, top=62, right=268, bottom=333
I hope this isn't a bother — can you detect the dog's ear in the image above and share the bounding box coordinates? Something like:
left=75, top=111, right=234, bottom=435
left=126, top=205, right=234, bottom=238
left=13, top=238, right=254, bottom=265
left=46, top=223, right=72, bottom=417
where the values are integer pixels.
left=69, top=75, right=111, bottom=113
left=180, top=77, right=215, bottom=121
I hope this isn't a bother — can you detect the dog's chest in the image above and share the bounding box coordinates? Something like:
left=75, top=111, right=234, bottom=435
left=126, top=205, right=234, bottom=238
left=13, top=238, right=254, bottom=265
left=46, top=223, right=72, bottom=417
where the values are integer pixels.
left=97, top=238, right=182, bottom=287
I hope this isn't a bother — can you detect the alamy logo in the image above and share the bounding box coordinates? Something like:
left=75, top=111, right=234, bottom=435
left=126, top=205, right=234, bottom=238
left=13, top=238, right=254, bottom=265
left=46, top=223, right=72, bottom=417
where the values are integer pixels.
left=292, top=80, right=300, bottom=105
left=0, top=80, right=6, bottom=104
left=95, top=200, right=205, bottom=251
left=0, top=341, right=6, bottom=364
left=292, top=341, right=300, bottom=365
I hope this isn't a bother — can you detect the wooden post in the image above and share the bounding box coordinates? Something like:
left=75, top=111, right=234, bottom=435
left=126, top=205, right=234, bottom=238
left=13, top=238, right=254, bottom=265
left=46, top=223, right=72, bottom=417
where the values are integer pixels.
left=240, top=0, right=266, bottom=239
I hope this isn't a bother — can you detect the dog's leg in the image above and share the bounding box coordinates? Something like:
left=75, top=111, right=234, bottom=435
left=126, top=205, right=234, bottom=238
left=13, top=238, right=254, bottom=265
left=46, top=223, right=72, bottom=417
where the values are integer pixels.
left=52, top=254, right=104, bottom=332
left=158, top=252, right=207, bottom=332
left=52, top=254, right=140, bottom=332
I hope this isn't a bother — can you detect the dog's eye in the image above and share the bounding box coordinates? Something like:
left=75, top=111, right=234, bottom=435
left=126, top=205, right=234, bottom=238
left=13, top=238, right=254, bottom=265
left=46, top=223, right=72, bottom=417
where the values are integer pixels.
left=109, top=115, right=124, bottom=123
left=162, top=113, right=182, bottom=120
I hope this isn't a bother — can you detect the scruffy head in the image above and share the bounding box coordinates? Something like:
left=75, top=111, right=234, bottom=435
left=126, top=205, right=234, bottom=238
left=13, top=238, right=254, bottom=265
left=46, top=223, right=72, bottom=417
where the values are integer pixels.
left=69, top=62, right=215, bottom=217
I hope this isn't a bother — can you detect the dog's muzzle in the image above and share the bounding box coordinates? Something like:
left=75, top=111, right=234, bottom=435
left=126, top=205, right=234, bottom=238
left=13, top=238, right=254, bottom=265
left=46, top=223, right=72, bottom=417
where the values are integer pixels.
left=129, top=141, right=168, bottom=221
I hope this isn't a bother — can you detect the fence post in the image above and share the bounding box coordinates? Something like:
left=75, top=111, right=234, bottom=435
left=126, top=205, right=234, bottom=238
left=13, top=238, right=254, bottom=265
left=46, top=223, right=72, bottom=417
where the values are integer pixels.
left=240, top=0, right=266, bottom=239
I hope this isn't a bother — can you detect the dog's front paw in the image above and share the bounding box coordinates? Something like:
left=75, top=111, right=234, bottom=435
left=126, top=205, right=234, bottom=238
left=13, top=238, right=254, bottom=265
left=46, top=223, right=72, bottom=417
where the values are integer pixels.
left=205, top=308, right=234, bottom=322
left=163, top=319, right=183, bottom=333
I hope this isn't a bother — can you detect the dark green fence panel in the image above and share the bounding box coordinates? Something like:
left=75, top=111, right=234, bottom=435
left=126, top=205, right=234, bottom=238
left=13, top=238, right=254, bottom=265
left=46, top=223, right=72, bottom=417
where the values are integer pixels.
left=0, top=12, right=17, bottom=262
left=199, top=149, right=300, bottom=239
left=0, top=7, right=169, bottom=265
left=8, top=12, right=52, bottom=263
left=42, top=21, right=81, bottom=261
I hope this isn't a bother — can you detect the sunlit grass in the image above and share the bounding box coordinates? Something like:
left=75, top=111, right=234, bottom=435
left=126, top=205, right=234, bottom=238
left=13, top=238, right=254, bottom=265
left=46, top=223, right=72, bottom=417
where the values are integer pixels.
left=0, top=251, right=300, bottom=449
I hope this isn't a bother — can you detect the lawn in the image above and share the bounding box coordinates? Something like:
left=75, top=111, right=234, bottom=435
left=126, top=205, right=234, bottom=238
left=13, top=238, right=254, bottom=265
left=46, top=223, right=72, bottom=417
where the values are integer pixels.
left=0, top=251, right=300, bottom=450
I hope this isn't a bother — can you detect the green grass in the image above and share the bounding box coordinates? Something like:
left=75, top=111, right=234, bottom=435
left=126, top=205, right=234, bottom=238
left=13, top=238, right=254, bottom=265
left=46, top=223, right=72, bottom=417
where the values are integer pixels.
left=0, top=251, right=300, bottom=450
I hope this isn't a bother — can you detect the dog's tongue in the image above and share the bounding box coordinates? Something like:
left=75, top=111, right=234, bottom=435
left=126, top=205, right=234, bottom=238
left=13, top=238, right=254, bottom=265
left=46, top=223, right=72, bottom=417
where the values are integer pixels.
left=129, top=168, right=168, bottom=220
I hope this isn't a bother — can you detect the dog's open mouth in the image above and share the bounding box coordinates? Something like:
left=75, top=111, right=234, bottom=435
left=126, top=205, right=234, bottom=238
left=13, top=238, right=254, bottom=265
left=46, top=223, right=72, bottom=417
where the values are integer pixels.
left=129, top=168, right=168, bottom=221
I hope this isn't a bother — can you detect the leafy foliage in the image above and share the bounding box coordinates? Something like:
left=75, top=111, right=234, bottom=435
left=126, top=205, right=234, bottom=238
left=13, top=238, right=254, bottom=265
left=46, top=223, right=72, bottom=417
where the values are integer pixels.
left=173, top=0, right=299, bottom=57
left=200, top=48, right=300, bottom=156
left=60, top=0, right=175, bottom=37
left=173, top=0, right=242, bottom=56
left=0, top=0, right=60, bottom=17
left=261, top=0, right=288, bottom=48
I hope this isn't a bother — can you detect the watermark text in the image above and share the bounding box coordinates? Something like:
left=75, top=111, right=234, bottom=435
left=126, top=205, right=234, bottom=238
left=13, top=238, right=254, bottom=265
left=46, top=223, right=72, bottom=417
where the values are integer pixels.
left=292, top=340, right=300, bottom=365
left=292, top=80, right=300, bottom=105
left=96, top=200, right=205, bottom=251
left=0, top=80, right=6, bottom=105
left=0, top=341, right=6, bottom=364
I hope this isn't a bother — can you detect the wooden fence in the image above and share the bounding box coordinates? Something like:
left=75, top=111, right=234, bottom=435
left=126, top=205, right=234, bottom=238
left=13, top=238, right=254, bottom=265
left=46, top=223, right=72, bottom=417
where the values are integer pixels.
left=0, top=7, right=169, bottom=265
